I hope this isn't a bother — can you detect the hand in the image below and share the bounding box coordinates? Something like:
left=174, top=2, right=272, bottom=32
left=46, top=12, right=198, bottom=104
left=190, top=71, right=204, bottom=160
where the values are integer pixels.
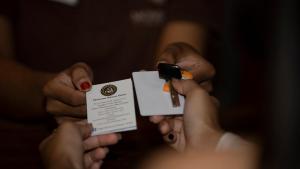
left=150, top=42, right=217, bottom=149
left=155, top=42, right=215, bottom=90
left=151, top=43, right=215, bottom=124
left=39, top=121, right=121, bottom=169
left=43, top=62, right=93, bottom=123
left=151, top=79, right=223, bottom=152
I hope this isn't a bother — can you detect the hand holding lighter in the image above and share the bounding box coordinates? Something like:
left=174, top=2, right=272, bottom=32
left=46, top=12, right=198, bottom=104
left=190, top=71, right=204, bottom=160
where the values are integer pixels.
left=158, top=63, right=182, bottom=107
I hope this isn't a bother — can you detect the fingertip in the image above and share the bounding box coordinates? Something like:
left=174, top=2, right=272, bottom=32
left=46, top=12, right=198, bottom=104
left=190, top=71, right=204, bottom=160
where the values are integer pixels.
left=70, top=63, right=93, bottom=91
left=159, top=121, right=171, bottom=135
left=92, top=148, right=109, bottom=161
left=91, top=161, right=103, bottom=169
left=98, top=133, right=122, bottom=145
left=156, top=60, right=167, bottom=67
left=149, top=115, right=164, bottom=123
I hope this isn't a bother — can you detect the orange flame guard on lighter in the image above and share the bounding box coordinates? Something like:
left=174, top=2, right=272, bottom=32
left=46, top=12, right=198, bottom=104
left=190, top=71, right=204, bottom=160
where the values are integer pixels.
left=163, top=70, right=193, bottom=92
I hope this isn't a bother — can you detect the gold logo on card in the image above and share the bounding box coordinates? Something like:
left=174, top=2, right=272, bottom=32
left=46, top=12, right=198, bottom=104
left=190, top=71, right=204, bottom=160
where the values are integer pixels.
left=101, top=84, right=117, bottom=96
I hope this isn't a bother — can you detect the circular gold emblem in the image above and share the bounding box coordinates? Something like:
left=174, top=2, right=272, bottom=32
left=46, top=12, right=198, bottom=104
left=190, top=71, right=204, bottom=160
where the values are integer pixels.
left=101, top=84, right=117, bottom=96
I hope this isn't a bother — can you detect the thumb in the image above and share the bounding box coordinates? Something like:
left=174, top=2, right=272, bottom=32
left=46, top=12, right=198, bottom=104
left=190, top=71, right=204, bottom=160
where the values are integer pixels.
left=171, top=79, right=200, bottom=96
left=70, top=63, right=94, bottom=91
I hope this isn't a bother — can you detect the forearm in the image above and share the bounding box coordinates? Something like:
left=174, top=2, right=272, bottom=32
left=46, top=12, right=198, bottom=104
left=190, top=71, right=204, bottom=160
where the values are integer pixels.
left=0, top=58, right=55, bottom=120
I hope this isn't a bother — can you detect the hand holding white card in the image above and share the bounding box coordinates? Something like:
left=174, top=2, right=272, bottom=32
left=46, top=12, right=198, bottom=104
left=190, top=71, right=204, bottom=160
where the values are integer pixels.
left=86, top=79, right=137, bottom=136
left=132, top=71, right=185, bottom=116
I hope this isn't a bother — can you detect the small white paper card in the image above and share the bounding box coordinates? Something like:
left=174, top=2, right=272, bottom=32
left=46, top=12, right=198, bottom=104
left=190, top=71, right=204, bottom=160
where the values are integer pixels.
left=132, top=71, right=184, bottom=116
left=86, top=79, right=137, bottom=136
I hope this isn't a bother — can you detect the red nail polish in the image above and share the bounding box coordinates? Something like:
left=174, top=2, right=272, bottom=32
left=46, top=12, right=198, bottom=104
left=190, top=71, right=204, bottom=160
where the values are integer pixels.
left=80, top=82, right=91, bottom=90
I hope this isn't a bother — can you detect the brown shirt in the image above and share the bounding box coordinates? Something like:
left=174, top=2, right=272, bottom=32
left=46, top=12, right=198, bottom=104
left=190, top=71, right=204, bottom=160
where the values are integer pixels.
left=0, top=0, right=215, bottom=82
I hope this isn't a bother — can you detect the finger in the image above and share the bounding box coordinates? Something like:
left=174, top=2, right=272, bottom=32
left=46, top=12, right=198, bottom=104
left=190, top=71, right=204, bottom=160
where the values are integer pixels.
left=75, top=119, right=88, bottom=125
left=158, top=116, right=183, bottom=134
left=171, top=79, right=200, bottom=96
left=158, top=120, right=172, bottom=135
left=90, top=161, right=103, bottom=169
left=70, top=63, right=93, bottom=92
left=83, top=133, right=121, bottom=151
left=77, top=123, right=93, bottom=139
left=161, top=117, right=185, bottom=152
left=84, top=148, right=108, bottom=168
left=149, top=115, right=165, bottom=124
left=163, top=130, right=186, bottom=152
left=176, top=59, right=215, bottom=83
left=55, top=116, right=83, bottom=124
left=157, top=43, right=216, bottom=83
left=44, top=79, right=86, bottom=106
left=210, top=96, right=220, bottom=108
left=199, top=80, right=213, bottom=93
left=164, top=118, right=183, bottom=133
left=46, top=99, right=87, bottom=117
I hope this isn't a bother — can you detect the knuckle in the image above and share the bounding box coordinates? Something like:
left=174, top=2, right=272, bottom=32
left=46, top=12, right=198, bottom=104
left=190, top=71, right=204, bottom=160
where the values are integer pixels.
left=69, top=93, right=82, bottom=106
left=79, top=106, right=87, bottom=115
left=191, top=87, right=206, bottom=96
left=46, top=103, right=55, bottom=114
left=60, top=121, right=74, bottom=129
left=97, top=149, right=108, bottom=159
left=202, top=82, right=213, bottom=93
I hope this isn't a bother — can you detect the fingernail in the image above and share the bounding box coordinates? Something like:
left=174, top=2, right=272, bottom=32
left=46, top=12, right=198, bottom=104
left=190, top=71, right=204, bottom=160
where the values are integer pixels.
left=80, top=81, right=91, bottom=90
left=168, top=133, right=175, bottom=141
left=156, top=60, right=167, bottom=67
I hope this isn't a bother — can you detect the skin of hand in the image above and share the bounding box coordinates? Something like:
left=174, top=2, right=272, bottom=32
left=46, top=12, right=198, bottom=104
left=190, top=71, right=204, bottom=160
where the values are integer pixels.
left=39, top=121, right=122, bottom=169
left=151, top=43, right=215, bottom=124
left=43, top=62, right=93, bottom=123
left=155, top=42, right=215, bottom=88
left=151, top=79, right=223, bottom=152
left=150, top=42, right=218, bottom=149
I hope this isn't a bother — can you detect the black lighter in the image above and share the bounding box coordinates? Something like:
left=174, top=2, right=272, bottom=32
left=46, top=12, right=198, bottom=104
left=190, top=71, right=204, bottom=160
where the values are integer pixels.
left=157, top=63, right=182, bottom=107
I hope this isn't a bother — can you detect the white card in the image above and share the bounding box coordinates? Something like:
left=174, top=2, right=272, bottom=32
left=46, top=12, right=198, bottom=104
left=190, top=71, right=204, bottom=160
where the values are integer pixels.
left=86, top=79, right=137, bottom=136
left=132, top=71, right=184, bottom=116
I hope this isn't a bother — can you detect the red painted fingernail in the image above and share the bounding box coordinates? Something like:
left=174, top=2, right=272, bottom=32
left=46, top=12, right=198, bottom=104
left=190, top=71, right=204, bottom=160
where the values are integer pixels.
left=80, top=82, right=91, bottom=90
